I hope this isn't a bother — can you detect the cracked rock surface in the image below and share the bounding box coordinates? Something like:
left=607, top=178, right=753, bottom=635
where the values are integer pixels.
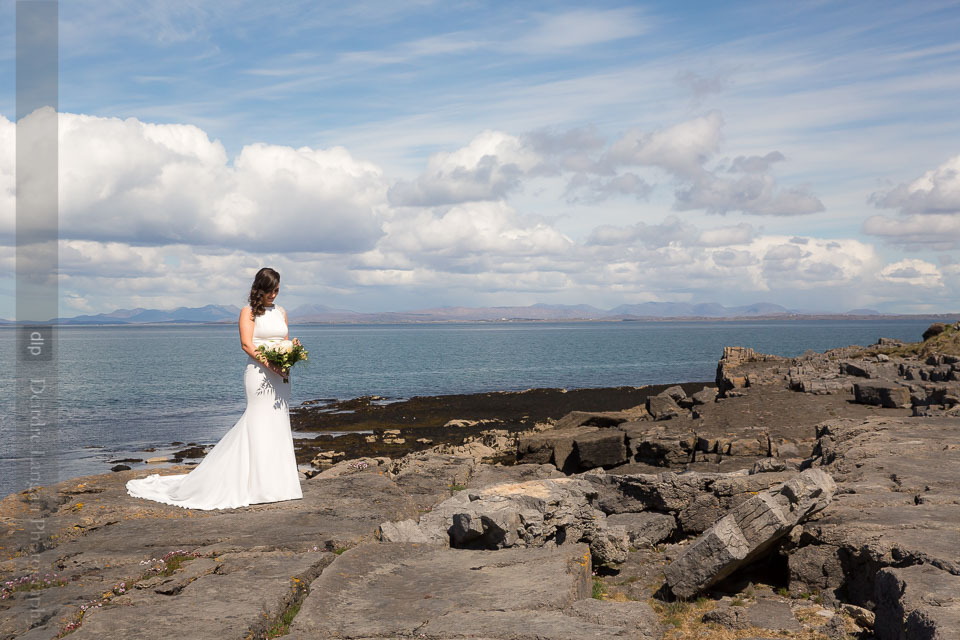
left=290, top=541, right=660, bottom=640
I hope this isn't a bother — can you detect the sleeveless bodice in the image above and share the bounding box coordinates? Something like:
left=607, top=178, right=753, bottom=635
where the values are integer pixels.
left=252, top=306, right=287, bottom=347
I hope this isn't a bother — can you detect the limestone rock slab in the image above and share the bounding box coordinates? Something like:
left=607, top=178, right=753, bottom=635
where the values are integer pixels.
left=874, top=560, right=960, bottom=639
left=606, top=512, right=676, bottom=547
left=804, top=417, right=960, bottom=607
left=290, top=542, right=608, bottom=639
left=67, top=550, right=330, bottom=640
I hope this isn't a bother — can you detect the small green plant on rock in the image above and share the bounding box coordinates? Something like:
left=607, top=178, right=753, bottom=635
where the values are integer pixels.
left=265, top=599, right=302, bottom=638
left=449, top=483, right=467, bottom=495
left=591, top=576, right=606, bottom=599
left=652, top=598, right=690, bottom=629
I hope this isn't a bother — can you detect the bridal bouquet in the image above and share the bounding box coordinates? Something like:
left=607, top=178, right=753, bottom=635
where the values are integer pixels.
left=257, top=338, right=308, bottom=383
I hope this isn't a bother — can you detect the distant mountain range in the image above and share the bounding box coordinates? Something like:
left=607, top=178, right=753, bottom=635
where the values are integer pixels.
left=0, top=302, right=916, bottom=325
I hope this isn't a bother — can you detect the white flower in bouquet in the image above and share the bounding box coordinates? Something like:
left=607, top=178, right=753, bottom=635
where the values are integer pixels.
left=276, top=339, right=294, bottom=354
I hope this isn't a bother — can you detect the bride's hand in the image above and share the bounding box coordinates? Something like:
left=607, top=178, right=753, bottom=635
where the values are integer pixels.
left=259, top=357, right=284, bottom=377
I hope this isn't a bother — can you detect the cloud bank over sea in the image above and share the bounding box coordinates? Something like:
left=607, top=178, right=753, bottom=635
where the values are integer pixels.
left=1, top=1, right=959, bottom=316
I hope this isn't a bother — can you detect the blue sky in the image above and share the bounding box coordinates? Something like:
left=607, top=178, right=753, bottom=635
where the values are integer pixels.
left=2, top=0, right=960, bottom=317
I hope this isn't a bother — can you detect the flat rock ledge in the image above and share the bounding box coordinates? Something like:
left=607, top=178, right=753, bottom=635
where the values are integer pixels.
left=289, top=541, right=661, bottom=639
left=798, top=416, right=960, bottom=639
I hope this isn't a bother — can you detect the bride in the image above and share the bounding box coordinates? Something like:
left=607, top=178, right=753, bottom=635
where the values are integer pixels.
left=126, top=267, right=304, bottom=510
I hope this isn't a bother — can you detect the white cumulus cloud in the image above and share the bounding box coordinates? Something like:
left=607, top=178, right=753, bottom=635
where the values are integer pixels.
left=387, top=130, right=543, bottom=206
left=604, top=111, right=824, bottom=216
left=0, top=112, right=390, bottom=252
left=866, top=155, right=960, bottom=250
left=871, top=154, right=960, bottom=214
left=863, top=212, right=960, bottom=250
left=379, top=200, right=574, bottom=261
left=606, top=111, right=724, bottom=178
left=879, top=259, right=943, bottom=288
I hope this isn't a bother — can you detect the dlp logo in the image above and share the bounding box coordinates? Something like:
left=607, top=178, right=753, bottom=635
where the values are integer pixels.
left=18, top=326, right=54, bottom=362
left=27, top=331, right=43, bottom=356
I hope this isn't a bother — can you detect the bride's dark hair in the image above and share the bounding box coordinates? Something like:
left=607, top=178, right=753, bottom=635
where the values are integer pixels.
left=248, top=267, right=280, bottom=318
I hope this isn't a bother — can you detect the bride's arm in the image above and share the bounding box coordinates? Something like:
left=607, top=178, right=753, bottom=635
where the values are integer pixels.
left=282, top=307, right=289, bottom=340
left=239, top=307, right=282, bottom=373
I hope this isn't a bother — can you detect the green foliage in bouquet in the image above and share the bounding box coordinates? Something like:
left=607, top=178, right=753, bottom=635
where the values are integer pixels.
left=256, top=339, right=308, bottom=383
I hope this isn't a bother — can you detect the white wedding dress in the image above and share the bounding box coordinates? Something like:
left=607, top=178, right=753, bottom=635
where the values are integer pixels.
left=126, top=304, right=303, bottom=510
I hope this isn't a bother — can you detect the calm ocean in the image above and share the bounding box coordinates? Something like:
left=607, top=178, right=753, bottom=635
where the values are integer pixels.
left=0, top=319, right=933, bottom=498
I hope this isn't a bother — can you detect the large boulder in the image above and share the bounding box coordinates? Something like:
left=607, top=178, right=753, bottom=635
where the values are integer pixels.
left=841, top=360, right=900, bottom=379
left=787, top=543, right=844, bottom=599
left=591, top=469, right=795, bottom=533
left=660, top=385, right=687, bottom=402
left=633, top=428, right=696, bottom=466
left=689, top=387, right=718, bottom=406
left=518, top=427, right=627, bottom=472
left=605, top=512, right=676, bottom=547
left=646, top=394, right=682, bottom=420
left=852, top=381, right=912, bottom=408
left=571, top=429, right=628, bottom=470
left=664, top=468, right=836, bottom=598
left=615, top=420, right=652, bottom=460
left=376, top=477, right=630, bottom=565
left=517, top=427, right=598, bottom=471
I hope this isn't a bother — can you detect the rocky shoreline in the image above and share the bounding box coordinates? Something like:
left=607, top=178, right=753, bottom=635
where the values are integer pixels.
left=2, top=327, right=959, bottom=639
left=107, top=383, right=713, bottom=475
